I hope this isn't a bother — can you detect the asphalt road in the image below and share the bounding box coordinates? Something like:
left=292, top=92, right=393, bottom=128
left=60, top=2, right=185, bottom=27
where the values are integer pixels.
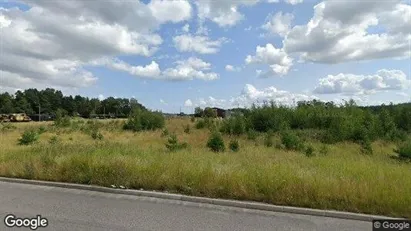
left=0, top=181, right=372, bottom=231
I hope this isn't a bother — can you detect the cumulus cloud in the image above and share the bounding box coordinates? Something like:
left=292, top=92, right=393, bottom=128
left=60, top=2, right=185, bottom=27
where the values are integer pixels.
left=93, top=57, right=218, bottom=81
left=245, top=44, right=293, bottom=76
left=189, top=84, right=317, bottom=108
left=225, top=65, right=241, bottom=72
left=284, top=0, right=304, bottom=5
left=173, top=34, right=226, bottom=54
left=283, top=0, right=411, bottom=63
left=184, top=99, right=193, bottom=107
left=163, top=57, right=219, bottom=81
left=194, top=0, right=295, bottom=28
left=262, top=12, right=294, bottom=37
left=0, top=0, right=191, bottom=91
left=148, top=0, right=192, bottom=23
left=182, top=23, right=190, bottom=33
left=313, top=69, right=411, bottom=95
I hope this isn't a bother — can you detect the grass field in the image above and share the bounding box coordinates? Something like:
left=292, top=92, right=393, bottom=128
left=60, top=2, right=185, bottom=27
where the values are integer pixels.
left=0, top=118, right=410, bottom=218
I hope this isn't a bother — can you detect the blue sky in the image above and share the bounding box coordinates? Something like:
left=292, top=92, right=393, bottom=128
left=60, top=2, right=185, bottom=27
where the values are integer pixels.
left=0, top=0, right=410, bottom=113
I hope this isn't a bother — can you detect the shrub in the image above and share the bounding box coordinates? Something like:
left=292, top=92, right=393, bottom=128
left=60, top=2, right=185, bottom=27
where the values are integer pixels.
left=38, top=126, right=47, bottom=134
left=264, top=131, right=274, bottom=147
left=49, top=135, right=60, bottom=145
left=123, top=109, right=165, bottom=132
left=220, top=116, right=246, bottom=136
left=319, top=144, right=330, bottom=156
left=161, top=128, right=169, bottom=137
left=281, top=131, right=304, bottom=151
left=246, top=129, right=258, bottom=141
left=183, top=124, right=191, bottom=134
left=190, top=117, right=195, bottom=123
left=229, top=140, right=240, bottom=152
left=195, top=119, right=206, bottom=129
left=360, top=140, right=373, bottom=155
left=394, top=142, right=411, bottom=160
left=91, top=129, right=104, bottom=140
left=1, top=122, right=16, bottom=132
left=165, top=134, right=188, bottom=152
left=54, top=109, right=71, bottom=127
left=304, top=145, right=315, bottom=157
left=18, top=130, right=39, bottom=145
left=207, top=131, right=225, bottom=152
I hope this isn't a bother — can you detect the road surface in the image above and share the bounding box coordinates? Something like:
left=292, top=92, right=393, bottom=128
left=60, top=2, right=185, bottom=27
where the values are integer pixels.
left=0, top=181, right=371, bottom=231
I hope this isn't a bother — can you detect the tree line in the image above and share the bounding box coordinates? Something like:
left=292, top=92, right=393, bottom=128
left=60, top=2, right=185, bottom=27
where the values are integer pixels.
left=214, top=99, right=411, bottom=145
left=0, top=88, right=146, bottom=117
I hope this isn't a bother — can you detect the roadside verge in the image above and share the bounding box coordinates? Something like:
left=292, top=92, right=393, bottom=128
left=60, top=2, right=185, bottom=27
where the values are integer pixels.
left=0, top=176, right=397, bottom=222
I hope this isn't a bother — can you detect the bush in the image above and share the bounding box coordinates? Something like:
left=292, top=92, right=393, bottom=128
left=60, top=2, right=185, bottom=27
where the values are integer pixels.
left=1, top=122, right=16, bottom=132
left=54, top=109, right=71, bottom=127
left=220, top=116, right=246, bottom=136
left=165, top=134, right=188, bottom=152
left=123, top=109, right=165, bottom=132
left=91, top=129, right=104, bottom=140
left=281, top=131, right=304, bottom=151
left=394, top=142, right=411, bottom=159
left=190, top=117, right=195, bottom=123
left=246, top=129, right=258, bottom=141
left=207, top=132, right=225, bottom=152
left=360, top=140, right=373, bottom=155
left=319, top=144, right=330, bottom=156
left=161, top=128, right=169, bottom=137
left=38, top=126, right=47, bottom=134
left=18, top=130, right=39, bottom=145
left=304, top=145, right=315, bottom=157
left=195, top=119, right=206, bottom=129
left=229, top=140, right=240, bottom=152
left=264, top=131, right=274, bottom=147
left=183, top=124, right=191, bottom=134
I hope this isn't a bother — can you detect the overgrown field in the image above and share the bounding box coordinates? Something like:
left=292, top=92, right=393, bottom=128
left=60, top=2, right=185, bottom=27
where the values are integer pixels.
left=0, top=114, right=410, bottom=218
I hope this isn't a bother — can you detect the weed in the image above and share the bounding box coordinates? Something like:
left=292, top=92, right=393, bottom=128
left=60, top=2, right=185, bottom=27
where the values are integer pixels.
left=18, top=130, right=39, bottom=145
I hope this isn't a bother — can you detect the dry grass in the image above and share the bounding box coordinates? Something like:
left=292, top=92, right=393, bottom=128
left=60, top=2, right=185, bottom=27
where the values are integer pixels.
left=0, top=118, right=410, bottom=218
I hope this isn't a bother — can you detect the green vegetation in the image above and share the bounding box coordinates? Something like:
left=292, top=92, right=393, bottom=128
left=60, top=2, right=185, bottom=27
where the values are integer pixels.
left=1, top=98, right=411, bottom=218
left=207, top=131, right=225, bottom=152
left=18, top=130, right=40, bottom=145
left=0, top=88, right=146, bottom=117
left=394, top=141, right=411, bottom=160
left=123, top=109, right=165, bottom=132
left=165, top=134, right=188, bottom=152
left=229, top=140, right=240, bottom=152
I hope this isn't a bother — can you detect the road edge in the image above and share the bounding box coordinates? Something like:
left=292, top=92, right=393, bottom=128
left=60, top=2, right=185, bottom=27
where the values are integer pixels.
left=0, top=176, right=397, bottom=222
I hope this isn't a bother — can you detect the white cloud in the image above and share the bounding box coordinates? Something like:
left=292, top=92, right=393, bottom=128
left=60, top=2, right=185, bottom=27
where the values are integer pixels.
left=94, top=57, right=218, bottom=81
left=284, top=0, right=303, bottom=5
left=160, top=99, right=167, bottom=105
left=182, top=23, right=190, bottom=33
left=148, top=0, right=192, bottom=23
left=0, top=0, right=190, bottom=92
left=246, top=44, right=293, bottom=76
left=194, top=0, right=300, bottom=28
left=314, top=69, right=411, bottom=95
left=189, top=84, right=317, bottom=108
left=262, top=12, right=294, bottom=37
left=284, top=1, right=411, bottom=63
left=184, top=99, right=193, bottom=107
left=163, top=57, right=219, bottom=81
left=173, top=34, right=226, bottom=54
left=225, top=65, right=241, bottom=72
left=98, top=94, right=105, bottom=101
left=232, top=84, right=317, bottom=107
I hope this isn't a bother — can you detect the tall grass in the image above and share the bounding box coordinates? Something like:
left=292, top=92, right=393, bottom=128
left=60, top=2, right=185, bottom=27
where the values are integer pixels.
left=0, top=118, right=410, bottom=218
